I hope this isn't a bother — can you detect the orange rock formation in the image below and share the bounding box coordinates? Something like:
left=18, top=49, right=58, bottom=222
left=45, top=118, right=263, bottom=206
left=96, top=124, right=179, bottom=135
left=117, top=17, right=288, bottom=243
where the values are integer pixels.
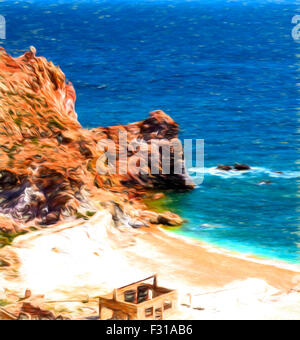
left=0, top=47, right=193, bottom=234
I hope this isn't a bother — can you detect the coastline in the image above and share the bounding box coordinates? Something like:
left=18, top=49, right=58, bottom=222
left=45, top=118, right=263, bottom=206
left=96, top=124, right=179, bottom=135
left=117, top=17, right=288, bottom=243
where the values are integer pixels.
left=134, top=226, right=299, bottom=292
left=161, top=227, right=300, bottom=274
left=1, top=212, right=300, bottom=319
left=147, top=191, right=300, bottom=269
left=0, top=48, right=298, bottom=320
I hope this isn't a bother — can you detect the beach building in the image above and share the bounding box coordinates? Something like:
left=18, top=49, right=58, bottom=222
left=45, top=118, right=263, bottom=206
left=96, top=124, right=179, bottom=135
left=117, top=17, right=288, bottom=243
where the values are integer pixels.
left=99, top=275, right=178, bottom=320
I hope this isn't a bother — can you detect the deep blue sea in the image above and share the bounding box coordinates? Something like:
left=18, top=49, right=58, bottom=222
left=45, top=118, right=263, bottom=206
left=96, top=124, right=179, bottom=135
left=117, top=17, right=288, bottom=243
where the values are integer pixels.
left=1, top=0, right=300, bottom=263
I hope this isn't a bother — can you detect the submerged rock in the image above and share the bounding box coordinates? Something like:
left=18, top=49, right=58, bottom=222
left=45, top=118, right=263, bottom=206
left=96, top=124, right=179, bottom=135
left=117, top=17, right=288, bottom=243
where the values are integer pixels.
left=258, top=180, right=272, bottom=185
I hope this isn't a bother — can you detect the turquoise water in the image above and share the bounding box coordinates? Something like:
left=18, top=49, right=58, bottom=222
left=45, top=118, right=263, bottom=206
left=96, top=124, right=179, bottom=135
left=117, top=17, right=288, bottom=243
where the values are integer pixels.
left=1, top=0, right=300, bottom=263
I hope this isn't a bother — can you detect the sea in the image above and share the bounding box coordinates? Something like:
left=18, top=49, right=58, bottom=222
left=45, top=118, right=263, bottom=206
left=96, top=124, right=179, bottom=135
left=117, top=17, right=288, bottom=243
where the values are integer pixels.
left=1, top=0, right=300, bottom=264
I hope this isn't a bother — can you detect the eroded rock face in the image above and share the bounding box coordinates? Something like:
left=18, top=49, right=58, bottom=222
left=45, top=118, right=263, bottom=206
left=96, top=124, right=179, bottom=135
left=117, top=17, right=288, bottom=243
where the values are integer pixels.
left=0, top=47, right=193, bottom=230
left=92, top=110, right=195, bottom=191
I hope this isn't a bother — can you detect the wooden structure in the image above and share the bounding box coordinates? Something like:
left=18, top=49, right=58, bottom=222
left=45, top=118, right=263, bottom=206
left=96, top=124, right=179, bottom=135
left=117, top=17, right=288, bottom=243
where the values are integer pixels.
left=0, top=307, right=17, bottom=320
left=99, top=275, right=178, bottom=320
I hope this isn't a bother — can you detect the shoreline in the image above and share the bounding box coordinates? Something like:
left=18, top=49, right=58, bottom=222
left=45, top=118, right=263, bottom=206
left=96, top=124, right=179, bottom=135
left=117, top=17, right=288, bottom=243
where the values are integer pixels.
left=160, top=227, right=300, bottom=274
left=146, top=196, right=300, bottom=273
left=1, top=212, right=300, bottom=319
left=131, top=225, right=300, bottom=293
left=121, top=224, right=300, bottom=319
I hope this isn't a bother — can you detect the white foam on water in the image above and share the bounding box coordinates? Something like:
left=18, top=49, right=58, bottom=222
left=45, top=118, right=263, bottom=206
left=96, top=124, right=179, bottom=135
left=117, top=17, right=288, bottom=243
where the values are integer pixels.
left=188, top=166, right=300, bottom=179
left=251, top=167, right=300, bottom=179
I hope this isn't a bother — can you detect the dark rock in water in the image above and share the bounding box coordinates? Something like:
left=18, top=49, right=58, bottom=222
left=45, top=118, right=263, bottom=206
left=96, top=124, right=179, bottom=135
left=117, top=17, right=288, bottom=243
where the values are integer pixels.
left=234, top=163, right=251, bottom=171
left=217, top=165, right=232, bottom=171
left=258, top=180, right=272, bottom=185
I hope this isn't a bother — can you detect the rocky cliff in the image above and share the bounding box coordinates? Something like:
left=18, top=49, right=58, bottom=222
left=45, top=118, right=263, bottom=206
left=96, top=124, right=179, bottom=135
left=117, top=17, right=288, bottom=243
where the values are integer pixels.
left=0, top=47, right=193, bottom=235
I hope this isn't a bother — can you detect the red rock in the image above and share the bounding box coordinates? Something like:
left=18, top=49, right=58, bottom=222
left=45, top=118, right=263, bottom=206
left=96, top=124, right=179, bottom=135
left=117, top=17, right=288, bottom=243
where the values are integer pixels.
left=0, top=47, right=194, bottom=230
left=151, top=211, right=184, bottom=226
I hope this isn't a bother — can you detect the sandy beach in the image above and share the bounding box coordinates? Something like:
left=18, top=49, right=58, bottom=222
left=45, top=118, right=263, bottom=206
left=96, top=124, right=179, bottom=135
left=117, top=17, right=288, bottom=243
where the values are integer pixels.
left=1, top=211, right=300, bottom=320
left=0, top=0, right=299, bottom=322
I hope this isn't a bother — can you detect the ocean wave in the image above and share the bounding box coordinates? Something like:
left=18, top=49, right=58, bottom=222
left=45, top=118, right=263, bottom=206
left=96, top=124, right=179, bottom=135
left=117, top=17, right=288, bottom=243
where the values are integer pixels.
left=188, top=166, right=300, bottom=179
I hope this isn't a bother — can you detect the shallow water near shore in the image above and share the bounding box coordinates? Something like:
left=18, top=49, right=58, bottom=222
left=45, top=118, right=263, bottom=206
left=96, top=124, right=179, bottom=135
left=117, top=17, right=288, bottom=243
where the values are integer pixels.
left=1, top=0, right=300, bottom=263
left=164, top=169, right=300, bottom=264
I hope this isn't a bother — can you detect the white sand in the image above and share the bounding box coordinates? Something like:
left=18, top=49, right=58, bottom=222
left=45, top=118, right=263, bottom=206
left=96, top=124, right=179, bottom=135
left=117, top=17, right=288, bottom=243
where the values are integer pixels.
left=1, top=211, right=300, bottom=319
